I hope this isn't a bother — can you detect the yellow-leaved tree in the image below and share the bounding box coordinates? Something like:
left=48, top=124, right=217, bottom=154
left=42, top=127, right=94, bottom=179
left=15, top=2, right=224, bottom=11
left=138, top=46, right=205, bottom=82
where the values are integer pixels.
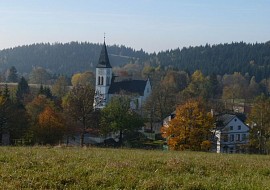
left=161, top=99, right=214, bottom=151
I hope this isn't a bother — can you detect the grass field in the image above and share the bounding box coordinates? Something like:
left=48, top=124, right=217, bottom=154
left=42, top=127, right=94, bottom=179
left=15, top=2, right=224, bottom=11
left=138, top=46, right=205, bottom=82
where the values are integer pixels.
left=0, top=147, right=270, bottom=190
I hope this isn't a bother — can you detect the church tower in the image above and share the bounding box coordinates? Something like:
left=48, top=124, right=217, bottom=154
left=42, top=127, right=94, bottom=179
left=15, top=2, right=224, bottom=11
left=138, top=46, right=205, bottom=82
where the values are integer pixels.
left=94, top=39, right=112, bottom=109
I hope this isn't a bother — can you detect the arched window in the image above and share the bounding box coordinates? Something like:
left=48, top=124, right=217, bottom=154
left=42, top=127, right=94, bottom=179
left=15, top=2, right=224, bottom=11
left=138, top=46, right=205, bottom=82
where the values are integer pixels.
left=98, top=76, right=101, bottom=85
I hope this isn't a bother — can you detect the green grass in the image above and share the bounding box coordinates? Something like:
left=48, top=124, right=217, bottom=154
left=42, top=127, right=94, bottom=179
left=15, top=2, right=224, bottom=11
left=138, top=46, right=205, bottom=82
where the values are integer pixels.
left=0, top=147, right=270, bottom=189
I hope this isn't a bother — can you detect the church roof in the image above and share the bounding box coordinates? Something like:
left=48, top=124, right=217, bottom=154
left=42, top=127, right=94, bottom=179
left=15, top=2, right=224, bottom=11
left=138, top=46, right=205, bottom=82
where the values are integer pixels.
left=109, top=79, right=148, bottom=96
left=96, top=41, right=112, bottom=68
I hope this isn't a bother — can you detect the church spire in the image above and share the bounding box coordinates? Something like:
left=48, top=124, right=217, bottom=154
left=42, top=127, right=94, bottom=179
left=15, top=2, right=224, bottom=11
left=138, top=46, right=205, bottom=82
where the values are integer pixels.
left=96, top=36, right=112, bottom=68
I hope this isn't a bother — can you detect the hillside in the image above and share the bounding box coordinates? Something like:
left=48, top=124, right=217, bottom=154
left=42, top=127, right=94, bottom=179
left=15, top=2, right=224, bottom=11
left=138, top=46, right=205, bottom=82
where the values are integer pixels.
left=1, top=41, right=270, bottom=81
left=0, top=42, right=148, bottom=76
left=152, top=41, right=270, bottom=81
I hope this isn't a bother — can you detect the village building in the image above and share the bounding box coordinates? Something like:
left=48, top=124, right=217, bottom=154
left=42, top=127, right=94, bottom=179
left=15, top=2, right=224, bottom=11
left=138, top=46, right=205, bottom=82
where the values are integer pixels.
left=162, top=111, right=250, bottom=153
left=212, top=113, right=250, bottom=153
left=67, top=40, right=152, bottom=146
left=93, top=40, right=151, bottom=110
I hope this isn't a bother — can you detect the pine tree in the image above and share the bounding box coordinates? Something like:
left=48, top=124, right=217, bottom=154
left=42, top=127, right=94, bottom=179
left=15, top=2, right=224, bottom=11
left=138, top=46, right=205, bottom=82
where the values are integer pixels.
left=7, top=66, right=18, bottom=83
left=16, top=77, right=30, bottom=101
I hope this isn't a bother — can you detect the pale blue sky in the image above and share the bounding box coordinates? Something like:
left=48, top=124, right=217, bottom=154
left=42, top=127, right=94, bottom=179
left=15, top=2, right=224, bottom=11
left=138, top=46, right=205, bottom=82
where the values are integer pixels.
left=0, top=0, right=269, bottom=53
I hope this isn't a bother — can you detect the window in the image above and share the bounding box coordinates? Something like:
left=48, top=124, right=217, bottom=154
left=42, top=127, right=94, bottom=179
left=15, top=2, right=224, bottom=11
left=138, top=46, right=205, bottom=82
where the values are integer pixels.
left=101, top=76, right=104, bottom=85
left=230, top=126, right=233, bottom=131
left=238, top=125, right=241, bottom=130
left=236, top=134, right=240, bottom=141
left=230, top=134, right=234, bottom=142
left=106, top=77, right=110, bottom=85
left=242, top=134, right=247, bottom=141
left=222, top=134, right=228, bottom=142
left=98, top=76, right=100, bottom=85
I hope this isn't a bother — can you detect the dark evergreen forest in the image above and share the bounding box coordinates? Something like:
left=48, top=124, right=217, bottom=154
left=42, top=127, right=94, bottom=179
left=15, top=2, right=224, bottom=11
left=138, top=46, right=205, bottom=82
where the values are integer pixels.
left=0, top=42, right=148, bottom=76
left=0, top=41, right=270, bottom=81
left=152, top=41, right=270, bottom=81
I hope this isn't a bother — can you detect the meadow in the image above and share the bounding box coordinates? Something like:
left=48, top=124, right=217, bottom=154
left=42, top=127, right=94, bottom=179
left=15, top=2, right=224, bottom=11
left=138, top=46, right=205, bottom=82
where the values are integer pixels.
left=0, top=147, right=270, bottom=190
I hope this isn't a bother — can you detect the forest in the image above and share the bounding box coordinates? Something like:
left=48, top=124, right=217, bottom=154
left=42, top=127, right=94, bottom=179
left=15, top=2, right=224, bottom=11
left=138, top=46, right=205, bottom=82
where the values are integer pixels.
left=0, top=41, right=270, bottom=81
left=0, top=42, right=148, bottom=76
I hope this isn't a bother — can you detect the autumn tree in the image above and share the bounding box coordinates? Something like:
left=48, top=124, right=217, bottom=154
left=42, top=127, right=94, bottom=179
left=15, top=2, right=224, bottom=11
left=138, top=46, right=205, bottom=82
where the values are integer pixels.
left=222, top=72, right=248, bottom=101
left=100, top=96, right=144, bottom=145
left=161, top=99, right=214, bottom=151
left=180, top=70, right=209, bottom=101
left=26, top=95, right=54, bottom=121
left=247, top=76, right=260, bottom=99
left=149, top=83, right=176, bottom=122
left=37, top=106, right=64, bottom=144
left=142, top=65, right=155, bottom=79
left=71, top=71, right=95, bottom=87
left=162, top=70, right=189, bottom=92
left=62, top=84, right=95, bottom=146
left=248, top=94, right=270, bottom=154
left=143, top=94, right=160, bottom=132
left=147, top=70, right=184, bottom=122
left=26, top=95, right=56, bottom=143
left=52, top=76, right=69, bottom=98
left=29, top=67, right=51, bottom=84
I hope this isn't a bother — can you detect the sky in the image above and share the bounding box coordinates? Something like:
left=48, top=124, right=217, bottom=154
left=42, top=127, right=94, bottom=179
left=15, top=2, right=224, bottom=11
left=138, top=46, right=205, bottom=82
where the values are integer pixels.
left=0, top=0, right=270, bottom=53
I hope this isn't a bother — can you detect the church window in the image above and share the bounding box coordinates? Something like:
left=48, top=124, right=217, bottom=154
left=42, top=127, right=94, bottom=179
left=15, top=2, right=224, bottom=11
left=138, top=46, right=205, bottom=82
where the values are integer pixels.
left=101, top=76, right=104, bottom=85
left=98, top=76, right=101, bottom=85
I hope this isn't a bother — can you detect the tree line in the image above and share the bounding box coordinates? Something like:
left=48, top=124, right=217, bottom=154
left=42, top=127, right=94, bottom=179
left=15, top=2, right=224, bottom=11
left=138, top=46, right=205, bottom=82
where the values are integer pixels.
left=0, top=75, right=144, bottom=147
left=1, top=41, right=270, bottom=82
left=0, top=42, right=148, bottom=76
left=1, top=67, right=270, bottom=153
left=150, top=41, right=270, bottom=82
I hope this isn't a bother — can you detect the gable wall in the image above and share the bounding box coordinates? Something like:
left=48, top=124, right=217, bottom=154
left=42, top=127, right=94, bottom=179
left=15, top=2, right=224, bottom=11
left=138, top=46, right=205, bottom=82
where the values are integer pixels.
left=215, top=116, right=249, bottom=153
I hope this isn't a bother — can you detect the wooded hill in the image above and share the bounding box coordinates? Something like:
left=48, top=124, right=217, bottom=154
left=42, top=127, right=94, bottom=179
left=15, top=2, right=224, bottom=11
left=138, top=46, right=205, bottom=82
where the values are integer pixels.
left=151, top=41, right=270, bottom=81
left=0, top=42, right=148, bottom=76
left=0, top=41, right=270, bottom=80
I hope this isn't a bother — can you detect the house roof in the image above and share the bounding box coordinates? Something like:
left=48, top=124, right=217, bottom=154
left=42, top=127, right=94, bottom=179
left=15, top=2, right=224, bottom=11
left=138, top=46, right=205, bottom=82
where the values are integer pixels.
left=216, top=114, right=236, bottom=128
left=215, top=113, right=247, bottom=129
left=108, top=79, right=148, bottom=96
left=96, top=41, right=112, bottom=68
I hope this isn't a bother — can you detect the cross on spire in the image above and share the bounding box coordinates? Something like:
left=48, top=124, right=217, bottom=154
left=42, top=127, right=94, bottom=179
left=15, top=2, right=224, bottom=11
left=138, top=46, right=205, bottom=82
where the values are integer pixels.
left=104, top=32, right=106, bottom=42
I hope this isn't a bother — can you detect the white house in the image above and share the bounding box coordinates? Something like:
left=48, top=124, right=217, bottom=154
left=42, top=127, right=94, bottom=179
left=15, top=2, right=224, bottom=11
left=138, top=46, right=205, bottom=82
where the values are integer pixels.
left=213, top=113, right=250, bottom=153
left=94, top=40, right=151, bottom=110
left=161, top=111, right=250, bottom=153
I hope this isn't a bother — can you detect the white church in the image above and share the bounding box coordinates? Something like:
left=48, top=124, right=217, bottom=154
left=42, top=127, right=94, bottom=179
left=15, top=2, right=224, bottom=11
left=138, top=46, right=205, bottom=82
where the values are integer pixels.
left=69, top=40, right=152, bottom=146
left=93, top=40, right=151, bottom=110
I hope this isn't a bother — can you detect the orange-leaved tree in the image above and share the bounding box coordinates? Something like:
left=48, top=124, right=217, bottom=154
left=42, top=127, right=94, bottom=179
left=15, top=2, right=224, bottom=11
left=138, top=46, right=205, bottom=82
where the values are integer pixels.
left=161, top=99, right=214, bottom=151
left=38, top=106, right=64, bottom=144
